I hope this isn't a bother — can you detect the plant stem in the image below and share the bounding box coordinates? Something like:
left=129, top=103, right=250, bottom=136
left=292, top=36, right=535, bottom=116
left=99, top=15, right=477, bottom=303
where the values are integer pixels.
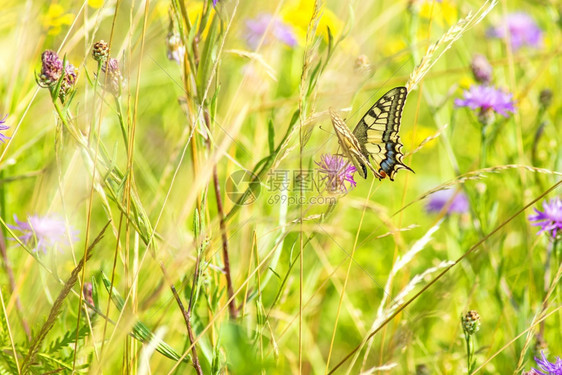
left=202, top=110, right=237, bottom=319
left=169, top=282, right=203, bottom=375
left=480, top=123, right=487, bottom=169
left=465, top=333, right=472, bottom=374
left=114, top=96, right=128, bottom=148
left=213, top=166, right=237, bottom=319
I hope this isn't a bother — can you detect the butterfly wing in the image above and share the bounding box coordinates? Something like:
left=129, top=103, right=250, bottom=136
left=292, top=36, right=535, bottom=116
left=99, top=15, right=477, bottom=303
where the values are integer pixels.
left=352, top=86, right=413, bottom=181
left=329, top=108, right=382, bottom=179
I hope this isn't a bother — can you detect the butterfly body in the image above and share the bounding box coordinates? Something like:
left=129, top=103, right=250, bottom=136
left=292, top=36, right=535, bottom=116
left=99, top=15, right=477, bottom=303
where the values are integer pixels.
left=329, top=86, right=413, bottom=181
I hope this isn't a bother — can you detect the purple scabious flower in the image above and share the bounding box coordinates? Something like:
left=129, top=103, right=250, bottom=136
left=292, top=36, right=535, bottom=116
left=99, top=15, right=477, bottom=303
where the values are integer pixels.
left=529, top=197, right=562, bottom=238
left=455, top=85, right=516, bottom=117
left=0, top=115, right=10, bottom=143
left=488, top=12, right=543, bottom=51
left=316, top=154, right=356, bottom=194
left=9, top=214, right=78, bottom=253
left=426, top=189, right=469, bottom=214
left=533, top=351, right=562, bottom=375
left=245, top=13, right=297, bottom=49
left=38, top=50, right=63, bottom=87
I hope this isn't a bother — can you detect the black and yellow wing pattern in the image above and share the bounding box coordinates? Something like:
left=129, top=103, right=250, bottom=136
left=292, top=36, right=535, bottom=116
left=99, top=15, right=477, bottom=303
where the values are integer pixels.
left=330, top=86, right=413, bottom=181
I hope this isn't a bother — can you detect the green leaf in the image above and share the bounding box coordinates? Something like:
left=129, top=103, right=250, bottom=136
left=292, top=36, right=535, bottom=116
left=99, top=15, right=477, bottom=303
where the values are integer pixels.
left=196, top=14, right=220, bottom=99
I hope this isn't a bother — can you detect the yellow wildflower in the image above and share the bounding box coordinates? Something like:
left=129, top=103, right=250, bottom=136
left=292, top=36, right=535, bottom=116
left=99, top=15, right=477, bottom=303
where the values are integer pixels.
left=419, top=0, right=458, bottom=27
left=405, top=124, right=438, bottom=151
left=281, top=0, right=343, bottom=45
left=42, top=4, right=74, bottom=36
left=458, top=76, right=472, bottom=90
left=88, top=0, right=104, bottom=9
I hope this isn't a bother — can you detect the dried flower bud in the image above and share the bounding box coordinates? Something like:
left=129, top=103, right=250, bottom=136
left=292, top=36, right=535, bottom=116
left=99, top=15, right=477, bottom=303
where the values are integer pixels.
left=471, top=54, right=492, bottom=84
left=461, top=310, right=480, bottom=336
left=92, top=40, right=110, bottom=63
left=38, top=50, right=63, bottom=87
left=539, top=89, right=553, bottom=108
left=83, top=282, right=95, bottom=307
left=59, top=63, right=78, bottom=102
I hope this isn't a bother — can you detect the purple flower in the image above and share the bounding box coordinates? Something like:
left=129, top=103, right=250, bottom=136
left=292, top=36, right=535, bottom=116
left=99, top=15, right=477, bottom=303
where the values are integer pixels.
left=426, top=189, right=469, bottom=214
left=0, top=115, right=10, bottom=143
left=488, top=12, right=543, bottom=50
left=533, top=351, right=562, bottom=375
left=9, top=214, right=78, bottom=253
left=316, top=154, right=356, bottom=193
left=166, top=32, right=185, bottom=65
left=59, top=63, right=78, bottom=101
left=455, top=85, right=516, bottom=117
left=63, top=64, right=77, bottom=87
left=470, top=54, right=492, bottom=84
left=38, top=50, right=63, bottom=87
left=212, top=0, right=218, bottom=6
left=529, top=198, right=562, bottom=238
left=38, top=50, right=78, bottom=102
left=245, top=14, right=297, bottom=49
left=101, top=58, right=123, bottom=96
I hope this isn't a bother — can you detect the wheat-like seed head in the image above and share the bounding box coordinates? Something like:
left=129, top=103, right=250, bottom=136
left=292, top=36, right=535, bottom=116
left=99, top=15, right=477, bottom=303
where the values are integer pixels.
left=406, top=0, right=498, bottom=93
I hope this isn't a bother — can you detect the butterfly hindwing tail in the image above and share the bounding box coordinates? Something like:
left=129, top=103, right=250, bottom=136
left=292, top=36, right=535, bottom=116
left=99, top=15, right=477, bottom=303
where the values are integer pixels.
left=353, top=86, right=414, bottom=181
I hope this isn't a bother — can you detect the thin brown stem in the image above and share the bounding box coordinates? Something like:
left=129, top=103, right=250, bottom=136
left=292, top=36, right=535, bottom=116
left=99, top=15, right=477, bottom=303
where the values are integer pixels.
left=213, top=165, right=237, bottom=319
left=203, top=110, right=237, bottom=319
left=169, top=280, right=203, bottom=375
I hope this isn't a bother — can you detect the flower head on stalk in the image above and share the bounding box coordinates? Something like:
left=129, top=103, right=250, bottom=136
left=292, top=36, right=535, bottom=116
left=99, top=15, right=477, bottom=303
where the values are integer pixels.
left=533, top=351, right=562, bottom=375
left=455, top=85, right=515, bottom=124
left=0, top=115, right=10, bottom=143
left=461, top=310, right=480, bottom=336
left=9, top=214, right=78, bottom=253
left=37, top=50, right=78, bottom=102
left=92, top=40, right=110, bottom=64
left=528, top=197, right=562, bottom=239
left=488, top=12, right=543, bottom=51
left=316, top=154, right=356, bottom=194
left=38, top=50, right=63, bottom=88
left=59, top=63, right=78, bottom=102
left=101, top=58, right=123, bottom=96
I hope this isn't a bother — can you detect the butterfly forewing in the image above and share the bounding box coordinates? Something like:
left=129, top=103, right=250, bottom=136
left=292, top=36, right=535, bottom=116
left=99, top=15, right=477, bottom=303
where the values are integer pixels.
left=329, top=108, right=382, bottom=179
left=352, top=87, right=413, bottom=181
